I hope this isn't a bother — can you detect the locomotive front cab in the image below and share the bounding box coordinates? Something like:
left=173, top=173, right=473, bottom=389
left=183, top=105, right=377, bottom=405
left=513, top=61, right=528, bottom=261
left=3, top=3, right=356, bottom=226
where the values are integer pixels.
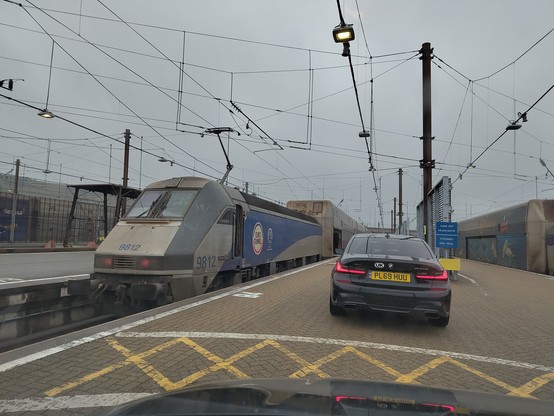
left=81, top=178, right=233, bottom=311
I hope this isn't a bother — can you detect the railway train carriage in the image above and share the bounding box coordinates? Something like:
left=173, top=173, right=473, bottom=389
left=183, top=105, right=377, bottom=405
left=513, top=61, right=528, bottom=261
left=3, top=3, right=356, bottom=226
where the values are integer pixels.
left=70, top=177, right=323, bottom=309
left=455, top=199, right=554, bottom=275
left=286, top=200, right=367, bottom=257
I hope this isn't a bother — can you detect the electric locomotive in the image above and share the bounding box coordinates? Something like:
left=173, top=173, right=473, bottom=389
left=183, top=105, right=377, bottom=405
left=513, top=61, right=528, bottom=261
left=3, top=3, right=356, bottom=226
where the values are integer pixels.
left=69, top=177, right=322, bottom=309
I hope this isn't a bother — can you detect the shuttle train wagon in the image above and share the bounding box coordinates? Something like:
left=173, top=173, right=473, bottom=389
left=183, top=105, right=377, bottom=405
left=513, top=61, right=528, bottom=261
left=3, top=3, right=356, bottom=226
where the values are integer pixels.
left=286, top=200, right=367, bottom=257
left=455, top=199, right=554, bottom=275
left=70, top=177, right=359, bottom=310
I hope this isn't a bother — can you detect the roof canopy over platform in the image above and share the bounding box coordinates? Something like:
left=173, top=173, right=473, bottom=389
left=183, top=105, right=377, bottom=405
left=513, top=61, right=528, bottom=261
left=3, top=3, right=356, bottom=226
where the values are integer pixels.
left=63, top=183, right=141, bottom=246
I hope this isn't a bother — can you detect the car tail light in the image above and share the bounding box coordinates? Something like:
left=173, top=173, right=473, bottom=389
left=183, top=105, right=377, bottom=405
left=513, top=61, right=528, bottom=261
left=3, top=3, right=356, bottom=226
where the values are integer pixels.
left=335, top=395, right=367, bottom=403
left=336, top=261, right=366, bottom=275
left=416, top=269, right=448, bottom=280
left=422, top=403, right=455, bottom=412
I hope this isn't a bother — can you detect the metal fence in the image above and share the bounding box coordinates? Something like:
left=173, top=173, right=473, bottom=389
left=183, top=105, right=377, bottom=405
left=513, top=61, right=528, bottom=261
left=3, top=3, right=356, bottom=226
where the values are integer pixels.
left=417, top=176, right=453, bottom=257
left=0, top=192, right=116, bottom=245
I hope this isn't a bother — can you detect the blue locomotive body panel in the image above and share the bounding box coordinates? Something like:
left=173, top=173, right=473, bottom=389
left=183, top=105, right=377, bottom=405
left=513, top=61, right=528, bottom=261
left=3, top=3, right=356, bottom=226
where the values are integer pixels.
left=242, top=209, right=322, bottom=267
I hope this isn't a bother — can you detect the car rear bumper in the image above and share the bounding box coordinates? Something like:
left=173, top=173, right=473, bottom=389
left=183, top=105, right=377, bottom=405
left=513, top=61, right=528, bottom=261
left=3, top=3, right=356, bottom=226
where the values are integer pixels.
left=332, top=283, right=451, bottom=318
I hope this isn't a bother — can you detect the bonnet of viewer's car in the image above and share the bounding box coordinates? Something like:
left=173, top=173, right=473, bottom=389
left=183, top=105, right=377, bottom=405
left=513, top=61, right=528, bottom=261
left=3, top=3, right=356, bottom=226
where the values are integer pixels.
left=104, top=378, right=553, bottom=416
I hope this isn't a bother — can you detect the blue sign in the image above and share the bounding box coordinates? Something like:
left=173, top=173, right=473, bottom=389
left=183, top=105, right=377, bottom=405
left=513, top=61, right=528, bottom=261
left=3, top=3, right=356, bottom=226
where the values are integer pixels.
left=436, top=221, right=457, bottom=235
left=436, top=234, right=458, bottom=248
left=436, top=221, right=458, bottom=248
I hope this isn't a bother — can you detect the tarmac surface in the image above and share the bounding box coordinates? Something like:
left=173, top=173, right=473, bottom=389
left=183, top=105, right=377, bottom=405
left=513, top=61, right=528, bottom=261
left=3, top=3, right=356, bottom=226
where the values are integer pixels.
left=0, top=258, right=553, bottom=414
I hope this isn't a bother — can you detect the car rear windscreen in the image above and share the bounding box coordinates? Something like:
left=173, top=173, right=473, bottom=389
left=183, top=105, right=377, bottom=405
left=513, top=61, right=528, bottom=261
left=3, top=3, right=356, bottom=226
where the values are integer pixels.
left=348, top=236, right=433, bottom=259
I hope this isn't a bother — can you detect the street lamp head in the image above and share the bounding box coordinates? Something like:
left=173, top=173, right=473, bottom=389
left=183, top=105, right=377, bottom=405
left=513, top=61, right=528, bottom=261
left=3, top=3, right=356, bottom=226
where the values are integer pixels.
left=333, top=23, right=355, bottom=43
left=38, top=109, right=54, bottom=119
left=505, top=122, right=521, bottom=131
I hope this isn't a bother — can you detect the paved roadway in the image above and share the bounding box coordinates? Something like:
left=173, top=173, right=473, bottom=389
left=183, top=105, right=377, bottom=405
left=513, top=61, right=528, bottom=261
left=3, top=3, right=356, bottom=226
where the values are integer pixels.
left=0, top=252, right=94, bottom=285
left=0, top=258, right=553, bottom=414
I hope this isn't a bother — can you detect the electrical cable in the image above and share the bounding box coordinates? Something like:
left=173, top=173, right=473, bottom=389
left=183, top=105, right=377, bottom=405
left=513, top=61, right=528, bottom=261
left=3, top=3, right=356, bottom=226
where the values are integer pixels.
left=432, top=58, right=510, bottom=121
left=11, top=1, right=228, bottom=180
left=0, top=93, right=221, bottom=181
left=452, top=83, right=554, bottom=185
left=0, top=19, right=416, bottom=76
left=474, top=27, right=554, bottom=82
left=0, top=53, right=425, bottom=136
left=434, top=80, right=471, bottom=181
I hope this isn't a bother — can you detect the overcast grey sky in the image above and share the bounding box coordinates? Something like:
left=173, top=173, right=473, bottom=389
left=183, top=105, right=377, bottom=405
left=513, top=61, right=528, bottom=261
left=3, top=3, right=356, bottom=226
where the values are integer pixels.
left=1, top=0, right=554, bottom=227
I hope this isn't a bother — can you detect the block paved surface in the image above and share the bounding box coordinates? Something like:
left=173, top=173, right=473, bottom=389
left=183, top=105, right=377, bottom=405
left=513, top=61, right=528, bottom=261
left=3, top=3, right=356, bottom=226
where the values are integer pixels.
left=0, top=259, right=553, bottom=414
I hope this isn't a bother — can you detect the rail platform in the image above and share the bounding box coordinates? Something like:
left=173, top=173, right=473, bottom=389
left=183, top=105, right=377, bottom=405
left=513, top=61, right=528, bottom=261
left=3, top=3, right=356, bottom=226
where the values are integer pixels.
left=0, top=258, right=553, bottom=414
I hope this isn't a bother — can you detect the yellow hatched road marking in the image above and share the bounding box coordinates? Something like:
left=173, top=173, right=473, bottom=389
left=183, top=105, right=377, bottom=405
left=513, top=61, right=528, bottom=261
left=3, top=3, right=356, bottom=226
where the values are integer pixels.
left=45, top=338, right=183, bottom=397
left=290, top=346, right=402, bottom=379
left=107, top=338, right=182, bottom=391
left=396, top=356, right=451, bottom=383
left=44, top=337, right=552, bottom=399
left=509, top=373, right=554, bottom=397
left=269, top=340, right=330, bottom=378
left=447, top=358, right=530, bottom=398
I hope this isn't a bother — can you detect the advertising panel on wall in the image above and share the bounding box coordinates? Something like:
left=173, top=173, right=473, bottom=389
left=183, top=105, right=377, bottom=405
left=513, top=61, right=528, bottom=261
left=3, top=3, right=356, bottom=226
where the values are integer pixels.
left=0, top=194, right=30, bottom=242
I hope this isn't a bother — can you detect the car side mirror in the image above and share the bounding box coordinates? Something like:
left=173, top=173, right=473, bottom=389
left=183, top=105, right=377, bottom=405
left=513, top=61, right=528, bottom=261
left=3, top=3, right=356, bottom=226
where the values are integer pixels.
left=334, top=248, right=344, bottom=255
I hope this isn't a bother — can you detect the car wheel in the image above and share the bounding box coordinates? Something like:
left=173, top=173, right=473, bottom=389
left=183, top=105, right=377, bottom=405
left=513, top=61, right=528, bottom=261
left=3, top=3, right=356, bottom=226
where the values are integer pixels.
left=329, top=297, right=345, bottom=316
left=429, top=315, right=449, bottom=327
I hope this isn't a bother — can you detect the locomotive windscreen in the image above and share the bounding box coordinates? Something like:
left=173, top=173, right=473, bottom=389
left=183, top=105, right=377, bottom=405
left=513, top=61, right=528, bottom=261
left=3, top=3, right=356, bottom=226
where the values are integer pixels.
left=125, top=189, right=199, bottom=219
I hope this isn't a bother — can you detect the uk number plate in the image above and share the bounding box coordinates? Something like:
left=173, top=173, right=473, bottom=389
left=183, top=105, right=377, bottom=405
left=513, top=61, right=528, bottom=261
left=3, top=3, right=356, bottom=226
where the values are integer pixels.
left=371, top=271, right=411, bottom=282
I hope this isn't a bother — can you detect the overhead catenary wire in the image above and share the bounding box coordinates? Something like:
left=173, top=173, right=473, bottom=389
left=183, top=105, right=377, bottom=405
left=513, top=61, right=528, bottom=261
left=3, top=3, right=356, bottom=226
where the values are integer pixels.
left=9, top=1, right=419, bottom=61
left=0, top=54, right=426, bottom=136
left=10, top=0, right=238, bottom=181
left=0, top=19, right=417, bottom=76
left=474, top=26, right=554, bottom=82
left=432, top=58, right=510, bottom=122
left=95, top=0, right=295, bottom=192
left=452, top=83, right=554, bottom=185
left=433, top=80, right=472, bottom=181
left=0, top=93, right=222, bottom=181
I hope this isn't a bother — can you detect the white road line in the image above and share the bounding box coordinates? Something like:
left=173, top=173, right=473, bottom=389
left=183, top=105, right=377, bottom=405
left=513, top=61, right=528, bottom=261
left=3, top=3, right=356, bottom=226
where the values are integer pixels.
left=115, top=331, right=554, bottom=373
left=0, top=393, right=153, bottom=413
left=457, top=273, right=479, bottom=286
left=0, top=278, right=23, bottom=284
left=0, top=260, right=333, bottom=373
left=0, top=274, right=89, bottom=285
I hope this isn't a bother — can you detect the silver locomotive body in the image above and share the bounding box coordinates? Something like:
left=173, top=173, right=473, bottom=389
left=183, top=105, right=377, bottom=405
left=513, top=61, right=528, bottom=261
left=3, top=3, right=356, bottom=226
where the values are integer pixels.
left=71, top=177, right=323, bottom=310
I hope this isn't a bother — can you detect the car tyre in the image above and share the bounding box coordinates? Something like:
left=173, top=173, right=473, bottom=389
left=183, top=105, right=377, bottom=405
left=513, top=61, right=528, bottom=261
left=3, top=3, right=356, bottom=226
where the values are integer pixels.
left=329, top=297, right=345, bottom=316
left=429, top=315, right=449, bottom=327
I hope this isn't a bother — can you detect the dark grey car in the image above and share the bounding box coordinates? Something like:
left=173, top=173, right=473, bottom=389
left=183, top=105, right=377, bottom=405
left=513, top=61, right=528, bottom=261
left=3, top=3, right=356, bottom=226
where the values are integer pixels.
left=330, top=233, right=451, bottom=326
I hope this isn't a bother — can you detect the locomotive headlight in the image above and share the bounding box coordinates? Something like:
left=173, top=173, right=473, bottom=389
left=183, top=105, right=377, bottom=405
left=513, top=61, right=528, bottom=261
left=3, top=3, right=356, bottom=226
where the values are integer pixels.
left=95, top=255, right=113, bottom=268
left=137, top=257, right=162, bottom=270
left=139, top=258, right=150, bottom=268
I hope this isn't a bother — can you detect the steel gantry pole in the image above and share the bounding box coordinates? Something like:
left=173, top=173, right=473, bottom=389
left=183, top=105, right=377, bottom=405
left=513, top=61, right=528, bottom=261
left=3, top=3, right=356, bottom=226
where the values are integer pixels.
left=420, top=42, right=434, bottom=243
left=120, top=128, right=131, bottom=217
left=398, top=168, right=403, bottom=233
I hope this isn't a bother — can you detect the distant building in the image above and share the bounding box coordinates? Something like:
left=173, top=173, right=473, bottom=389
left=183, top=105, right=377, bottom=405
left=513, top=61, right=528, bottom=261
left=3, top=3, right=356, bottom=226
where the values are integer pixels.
left=0, top=175, right=120, bottom=245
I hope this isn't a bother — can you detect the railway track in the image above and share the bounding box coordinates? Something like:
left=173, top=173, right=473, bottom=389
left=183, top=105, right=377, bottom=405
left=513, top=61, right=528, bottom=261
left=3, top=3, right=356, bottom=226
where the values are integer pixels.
left=0, top=278, right=119, bottom=353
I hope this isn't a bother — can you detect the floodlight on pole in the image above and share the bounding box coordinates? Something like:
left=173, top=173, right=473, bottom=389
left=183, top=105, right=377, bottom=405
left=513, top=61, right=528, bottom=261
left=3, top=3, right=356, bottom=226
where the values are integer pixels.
left=38, top=109, right=54, bottom=119
left=332, top=23, right=355, bottom=43
left=332, top=23, right=354, bottom=57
